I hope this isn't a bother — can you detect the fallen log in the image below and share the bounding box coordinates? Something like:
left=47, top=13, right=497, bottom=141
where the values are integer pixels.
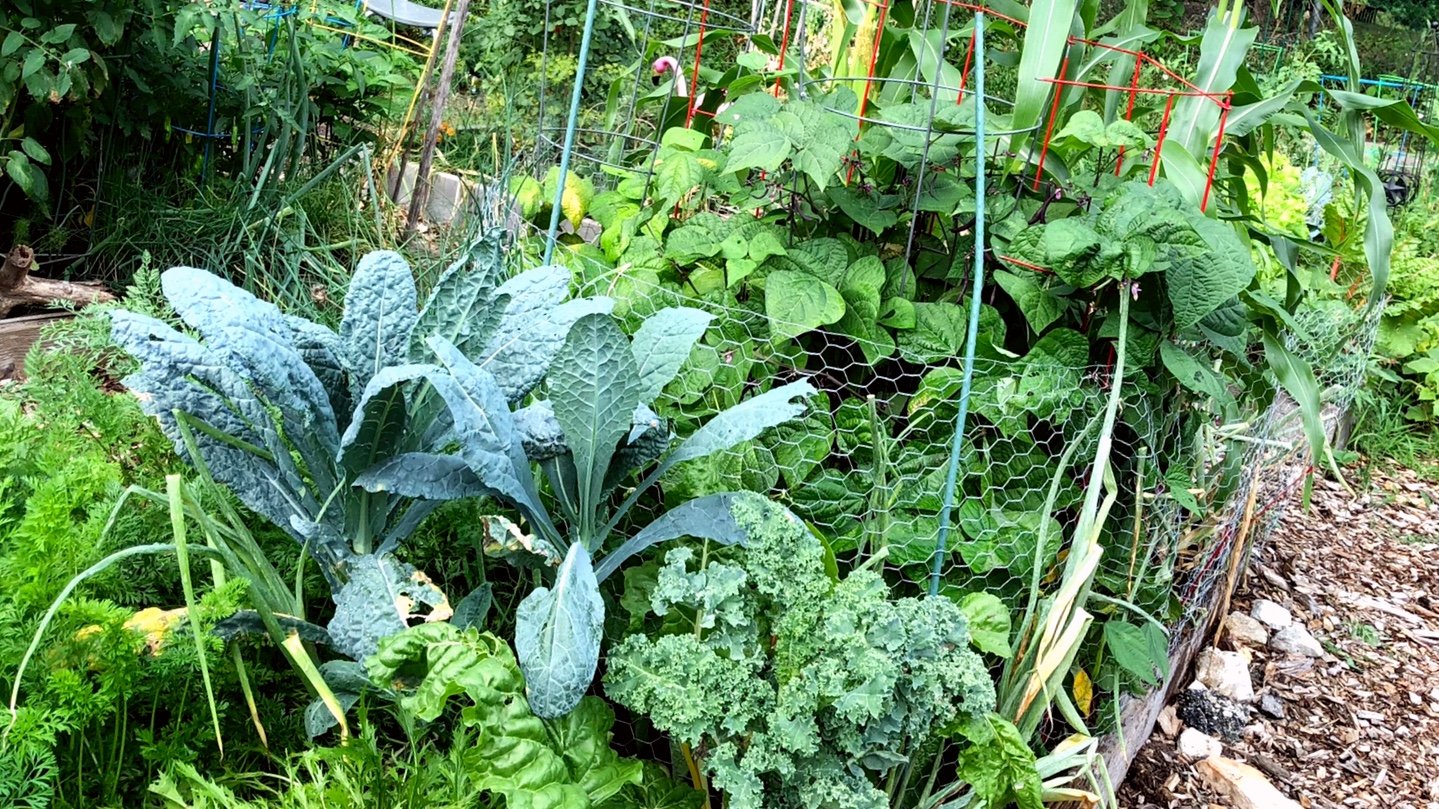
left=0, top=244, right=114, bottom=318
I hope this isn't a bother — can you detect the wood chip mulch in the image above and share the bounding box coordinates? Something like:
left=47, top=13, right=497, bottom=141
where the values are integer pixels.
left=1118, top=466, right=1439, bottom=809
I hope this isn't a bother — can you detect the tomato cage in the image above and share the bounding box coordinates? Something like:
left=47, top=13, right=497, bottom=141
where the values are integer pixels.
left=533, top=0, right=776, bottom=179
left=778, top=1, right=1233, bottom=211
left=1033, top=36, right=1232, bottom=211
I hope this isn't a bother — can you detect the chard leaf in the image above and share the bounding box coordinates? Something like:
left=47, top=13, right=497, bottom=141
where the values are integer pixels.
left=366, top=624, right=596, bottom=806
left=328, top=555, right=452, bottom=661
left=631, top=307, right=713, bottom=402
left=516, top=543, right=605, bottom=718
left=339, top=251, right=420, bottom=389
left=594, top=491, right=766, bottom=582
left=550, top=313, right=643, bottom=522
left=544, top=698, right=644, bottom=803
left=663, top=380, right=815, bottom=468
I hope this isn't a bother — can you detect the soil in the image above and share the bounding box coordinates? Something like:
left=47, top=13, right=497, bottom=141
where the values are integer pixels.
left=1118, top=466, right=1439, bottom=808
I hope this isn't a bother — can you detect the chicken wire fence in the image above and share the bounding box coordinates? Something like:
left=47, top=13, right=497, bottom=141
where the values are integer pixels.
left=1169, top=298, right=1381, bottom=640
left=506, top=0, right=1385, bottom=745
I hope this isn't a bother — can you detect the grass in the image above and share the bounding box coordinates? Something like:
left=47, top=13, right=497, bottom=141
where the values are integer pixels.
left=1345, top=378, right=1439, bottom=482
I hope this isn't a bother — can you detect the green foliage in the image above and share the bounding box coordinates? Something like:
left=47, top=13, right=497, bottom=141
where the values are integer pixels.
left=606, top=496, right=998, bottom=809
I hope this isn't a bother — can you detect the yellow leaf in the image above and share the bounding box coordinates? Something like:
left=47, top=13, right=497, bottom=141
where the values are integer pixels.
left=1073, top=667, right=1093, bottom=716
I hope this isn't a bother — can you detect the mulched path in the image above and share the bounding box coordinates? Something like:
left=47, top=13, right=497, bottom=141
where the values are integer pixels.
left=1119, top=467, right=1439, bottom=808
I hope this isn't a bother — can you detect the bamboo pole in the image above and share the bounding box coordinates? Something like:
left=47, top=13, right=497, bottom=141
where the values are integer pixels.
left=405, top=0, right=473, bottom=235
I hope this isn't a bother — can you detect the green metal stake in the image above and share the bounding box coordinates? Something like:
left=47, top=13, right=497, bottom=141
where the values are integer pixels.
left=542, top=0, right=603, bottom=266
left=930, top=10, right=986, bottom=597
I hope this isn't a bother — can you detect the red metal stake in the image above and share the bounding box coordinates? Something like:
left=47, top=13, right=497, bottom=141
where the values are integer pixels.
left=685, top=0, right=712, bottom=126
left=1148, top=93, right=1176, bottom=187
left=1199, top=96, right=1231, bottom=212
left=1116, top=58, right=1142, bottom=176
left=1031, top=56, right=1069, bottom=191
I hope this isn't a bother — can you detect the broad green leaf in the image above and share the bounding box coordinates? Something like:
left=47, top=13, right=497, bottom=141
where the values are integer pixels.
left=631, top=307, right=713, bottom=402
left=993, top=269, right=1065, bottom=334
left=1103, top=620, right=1168, bottom=686
left=829, top=185, right=899, bottom=235
left=726, top=121, right=792, bottom=174
left=958, top=592, right=1012, bottom=658
left=19, top=137, right=49, bottom=166
left=1166, top=217, right=1255, bottom=329
left=655, top=151, right=703, bottom=209
left=1159, top=341, right=1231, bottom=405
left=764, top=270, right=845, bottom=340
left=0, top=32, right=22, bottom=57
left=550, top=314, right=643, bottom=523
left=897, top=301, right=1002, bottom=364
left=516, top=543, right=605, bottom=718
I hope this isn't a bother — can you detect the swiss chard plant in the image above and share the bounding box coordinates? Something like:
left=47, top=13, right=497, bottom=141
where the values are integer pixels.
left=109, top=238, right=610, bottom=660
left=358, top=304, right=816, bottom=718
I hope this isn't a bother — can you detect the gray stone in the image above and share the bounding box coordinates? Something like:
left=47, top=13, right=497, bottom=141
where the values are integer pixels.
left=1177, top=688, right=1249, bottom=741
left=1270, top=625, right=1324, bottom=658
left=424, top=171, right=470, bottom=225
left=1178, top=727, right=1223, bottom=760
left=1196, top=648, right=1255, bottom=703
left=1258, top=692, right=1285, bottom=719
left=1250, top=599, right=1293, bottom=630
left=1226, top=612, right=1269, bottom=648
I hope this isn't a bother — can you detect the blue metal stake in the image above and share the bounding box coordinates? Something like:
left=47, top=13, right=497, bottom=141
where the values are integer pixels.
left=542, top=0, right=602, bottom=266
left=930, top=11, right=986, bottom=597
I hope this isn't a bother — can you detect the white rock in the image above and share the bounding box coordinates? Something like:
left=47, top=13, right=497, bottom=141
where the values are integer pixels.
left=1197, top=756, right=1302, bottom=809
left=1226, top=612, right=1269, bottom=647
left=1178, top=728, right=1223, bottom=760
left=1250, top=599, right=1293, bottom=630
left=1195, top=647, right=1256, bottom=702
left=1270, top=625, right=1325, bottom=658
left=1157, top=704, right=1182, bottom=737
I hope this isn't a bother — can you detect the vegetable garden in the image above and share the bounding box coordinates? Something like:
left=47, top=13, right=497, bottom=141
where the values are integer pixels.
left=1, top=0, right=1436, bottom=806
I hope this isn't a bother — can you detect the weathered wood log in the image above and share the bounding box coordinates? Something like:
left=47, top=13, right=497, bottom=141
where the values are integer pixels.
left=0, top=312, right=71, bottom=380
left=0, top=244, right=115, bottom=318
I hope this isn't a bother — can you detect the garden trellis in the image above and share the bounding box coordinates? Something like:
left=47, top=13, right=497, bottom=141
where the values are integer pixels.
left=526, top=1, right=1385, bottom=739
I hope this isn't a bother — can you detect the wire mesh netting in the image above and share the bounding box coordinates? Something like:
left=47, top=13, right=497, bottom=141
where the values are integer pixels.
left=520, top=0, right=1387, bottom=745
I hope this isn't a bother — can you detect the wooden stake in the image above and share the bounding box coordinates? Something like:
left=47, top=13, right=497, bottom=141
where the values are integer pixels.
left=405, top=0, right=473, bottom=236
left=1212, top=463, right=1265, bottom=645
left=0, top=245, right=115, bottom=319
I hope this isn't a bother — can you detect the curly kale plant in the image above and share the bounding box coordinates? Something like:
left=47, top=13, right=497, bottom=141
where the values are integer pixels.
left=110, top=238, right=609, bottom=660
left=365, top=304, right=815, bottom=718
left=604, top=496, right=996, bottom=809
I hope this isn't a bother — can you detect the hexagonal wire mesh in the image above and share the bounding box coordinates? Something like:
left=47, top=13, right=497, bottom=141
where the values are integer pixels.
left=527, top=0, right=1383, bottom=751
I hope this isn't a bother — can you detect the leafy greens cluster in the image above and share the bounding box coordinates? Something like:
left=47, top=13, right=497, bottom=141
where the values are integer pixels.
left=605, top=496, right=995, bottom=809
